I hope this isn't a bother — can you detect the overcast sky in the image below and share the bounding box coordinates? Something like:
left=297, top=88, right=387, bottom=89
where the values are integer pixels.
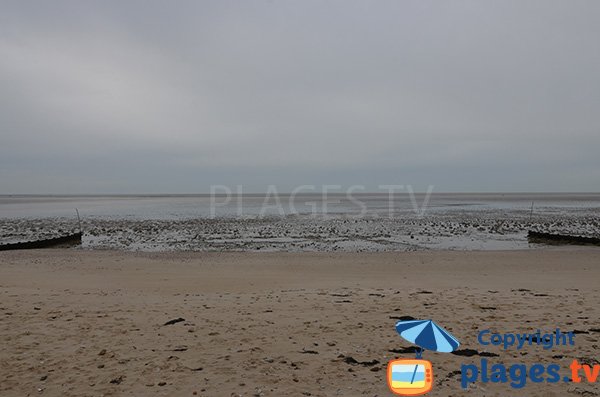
left=1, top=1, right=599, bottom=194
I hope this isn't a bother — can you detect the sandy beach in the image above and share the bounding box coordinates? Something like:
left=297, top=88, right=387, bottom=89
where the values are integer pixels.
left=1, top=248, right=599, bottom=396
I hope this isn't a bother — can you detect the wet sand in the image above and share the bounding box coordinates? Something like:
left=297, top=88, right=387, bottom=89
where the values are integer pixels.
left=1, top=248, right=599, bottom=396
left=2, top=208, right=599, bottom=252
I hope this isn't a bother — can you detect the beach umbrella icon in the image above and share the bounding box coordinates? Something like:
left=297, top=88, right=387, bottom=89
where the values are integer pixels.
left=395, top=319, right=459, bottom=356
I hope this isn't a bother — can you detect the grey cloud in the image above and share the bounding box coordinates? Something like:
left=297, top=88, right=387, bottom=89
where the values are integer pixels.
left=0, top=0, right=599, bottom=193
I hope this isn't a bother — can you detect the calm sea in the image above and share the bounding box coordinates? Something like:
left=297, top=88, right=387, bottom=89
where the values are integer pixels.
left=1, top=193, right=599, bottom=220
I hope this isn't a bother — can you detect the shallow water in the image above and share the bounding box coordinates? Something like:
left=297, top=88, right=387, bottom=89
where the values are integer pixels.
left=1, top=193, right=599, bottom=219
left=1, top=193, right=599, bottom=251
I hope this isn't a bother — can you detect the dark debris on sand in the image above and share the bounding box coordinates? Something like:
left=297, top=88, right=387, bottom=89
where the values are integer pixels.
left=163, top=317, right=185, bottom=326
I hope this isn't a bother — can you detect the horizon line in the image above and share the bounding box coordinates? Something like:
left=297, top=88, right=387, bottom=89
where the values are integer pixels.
left=1, top=191, right=600, bottom=197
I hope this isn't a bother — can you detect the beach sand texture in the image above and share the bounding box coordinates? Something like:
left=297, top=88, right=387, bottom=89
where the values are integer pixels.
left=1, top=249, right=599, bottom=396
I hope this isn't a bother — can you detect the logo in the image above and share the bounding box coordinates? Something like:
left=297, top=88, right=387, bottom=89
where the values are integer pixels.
left=460, top=328, right=599, bottom=390
left=387, top=359, right=433, bottom=396
left=387, top=319, right=460, bottom=396
left=388, top=325, right=598, bottom=392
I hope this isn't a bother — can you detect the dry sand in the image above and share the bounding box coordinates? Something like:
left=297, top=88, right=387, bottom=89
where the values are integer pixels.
left=1, top=248, right=599, bottom=396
